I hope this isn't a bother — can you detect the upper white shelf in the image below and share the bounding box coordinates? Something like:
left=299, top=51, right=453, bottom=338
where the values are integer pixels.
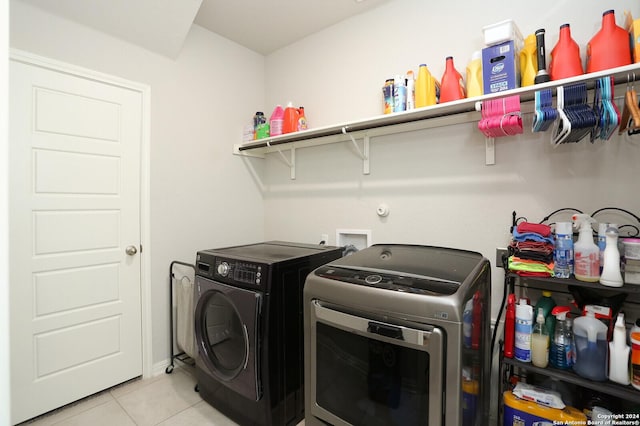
left=234, top=63, right=640, bottom=172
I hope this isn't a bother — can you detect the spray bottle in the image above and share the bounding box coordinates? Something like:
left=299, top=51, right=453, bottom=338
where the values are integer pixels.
left=550, top=306, right=573, bottom=370
left=600, top=227, right=623, bottom=287
left=609, top=313, right=631, bottom=385
left=531, top=308, right=550, bottom=368
left=572, top=214, right=600, bottom=282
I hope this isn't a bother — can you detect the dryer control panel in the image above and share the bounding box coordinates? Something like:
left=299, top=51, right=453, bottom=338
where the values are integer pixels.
left=196, top=251, right=267, bottom=290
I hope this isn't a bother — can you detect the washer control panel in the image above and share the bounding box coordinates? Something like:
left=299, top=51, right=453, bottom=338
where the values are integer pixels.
left=196, top=251, right=268, bottom=289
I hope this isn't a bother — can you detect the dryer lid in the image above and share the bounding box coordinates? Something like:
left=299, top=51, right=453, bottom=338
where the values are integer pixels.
left=317, top=244, right=485, bottom=294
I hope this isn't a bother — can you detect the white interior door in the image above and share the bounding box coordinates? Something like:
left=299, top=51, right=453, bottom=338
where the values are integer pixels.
left=9, top=58, right=143, bottom=424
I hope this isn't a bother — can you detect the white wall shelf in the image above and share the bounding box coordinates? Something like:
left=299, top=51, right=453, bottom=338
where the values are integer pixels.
left=234, top=63, right=640, bottom=178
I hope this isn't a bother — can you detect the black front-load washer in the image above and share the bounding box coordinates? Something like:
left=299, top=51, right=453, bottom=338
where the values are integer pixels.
left=194, top=241, right=343, bottom=426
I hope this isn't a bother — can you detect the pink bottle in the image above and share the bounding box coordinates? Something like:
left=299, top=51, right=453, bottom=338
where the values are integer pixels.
left=269, top=105, right=284, bottom=137
left=550, top=24, right=584, bottom=80
left=586, top=10, right=632, bottom=73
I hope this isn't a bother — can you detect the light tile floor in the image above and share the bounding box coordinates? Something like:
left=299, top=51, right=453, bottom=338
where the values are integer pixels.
left=20, top=366, right=297, bottom=426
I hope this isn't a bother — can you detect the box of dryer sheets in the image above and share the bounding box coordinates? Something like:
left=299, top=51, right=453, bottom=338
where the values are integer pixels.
left=482, top=40, right=520, bottom=94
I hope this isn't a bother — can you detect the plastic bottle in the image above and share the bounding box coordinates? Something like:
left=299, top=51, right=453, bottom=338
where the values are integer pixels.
left=253, top=111, right=268, bottom=139
left=586, top=10, right=633, bottom=73
left=549, top=24, right=584, bottom=81
left=632, top=318, right=640, bottom=337
left=600, top=227, right=624, bottom=287
left=463, top=299, right=473, bottom=349
left=406, top=70, right=415, bottom=110
left=550, top=306, right=574, bottom=370
left=504, top=293, right=516, bottom=358
left=535, top=291, right=556, bottom=337
left=439, top=56, right=465, bottom=103
left=573, top=310, right=608, bottom=381
left=598, top=223, right=609, bottom=273
left=531, top=308, right=550, bottom=368
left=520, top=34, right=538, bottom=87
left=515, top=299, right=533, bottom=363
left=554, top=222, right=574, bottom=279
left=465, top=51, right=483, bottom=98
left=609, top=313, right=631, bottom=385
left=269, top=105, right=284, bottom=137
left=282, top=102, right=300, bottom=134
left=415, top=64, right=437, bottom=108
left=297, top=106, right=307, bottom=131
left=382, top=78, right=394, bottom=114
left=631, top=331, right=640, bottom=390
left=572, top=214, right=600, bottom=282
left=393, top=75, right=407, bottom=113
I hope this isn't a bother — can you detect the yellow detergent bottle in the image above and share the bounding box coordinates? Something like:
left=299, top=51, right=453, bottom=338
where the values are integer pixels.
left=503, top=391, right=587, bottom=425
left=465, top=51, right=483, bottom=97
left=520, top=34, right=538, bottom=87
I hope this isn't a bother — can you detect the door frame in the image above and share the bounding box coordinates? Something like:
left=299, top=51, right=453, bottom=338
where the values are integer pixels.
left=9, top=48, right=153, bottom=379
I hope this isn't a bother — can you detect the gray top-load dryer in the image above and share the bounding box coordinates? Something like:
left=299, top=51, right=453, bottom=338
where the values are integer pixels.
left=303, top=244, right=491, bottom=426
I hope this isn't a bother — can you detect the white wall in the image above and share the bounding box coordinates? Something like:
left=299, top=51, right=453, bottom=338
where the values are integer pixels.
left=2, top=0, right=10, bottom=424
left=262, top=0, right=640, bottom=321
left=9, top=1, right=267, bottom=368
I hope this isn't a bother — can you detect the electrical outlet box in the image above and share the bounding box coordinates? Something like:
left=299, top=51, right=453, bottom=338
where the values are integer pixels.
left=336, top=229, right=371, bottom=251
left=496, top=248, right=508, bottom=268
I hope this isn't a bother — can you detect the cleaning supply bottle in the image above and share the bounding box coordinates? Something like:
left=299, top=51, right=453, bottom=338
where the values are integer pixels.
left=554, top=222, right=574, bottom=279
left=600, top=227, right=623, bottom=287
left=515, top=299, right=534, bottom=363
left=531, top=308, right=550, bottom=368
left=632, top=331, right=640, bottom=390
left=463, top=299, right=473, bottom=349
left=535, top=291, right=556, bottom=337
left=415, top=64, right=438, bottom=108
left=609, top=313, right=631, bottom=385
left=406, top=70, right=415, bottom=110
left=520, top=34, right=538, bottom=87
left=439, top=56, right=465, bottom=103
left=572, top=214, right=600, bottom=282
left=393, top=75, right=407, bottom=112
left=573, top=310, right=608, bottom=381
left=465, top=51, right=483, bottom=97
left=586, top=10, right=632, bottom=73
left=549, top=24, right=584, bottom=81
left=504, top=293, right=516, bottom=358
left=269, top=104, right=284, bottom=137
left=297, top=106, right=307, bottom=131
left=282, top=102, right=300, bottom=134
left=550, top=306, right=574, bottom=370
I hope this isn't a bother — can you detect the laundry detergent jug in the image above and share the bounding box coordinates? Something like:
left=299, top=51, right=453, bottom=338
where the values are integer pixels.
left=573, top=310, right=608, bottom=381
left=586, top=10, right=632, bottom=73
left=550, top=24, right=584, bottom=80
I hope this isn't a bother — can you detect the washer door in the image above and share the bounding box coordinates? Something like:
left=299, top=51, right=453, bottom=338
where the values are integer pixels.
left=194, top=277, right=262, bottom=401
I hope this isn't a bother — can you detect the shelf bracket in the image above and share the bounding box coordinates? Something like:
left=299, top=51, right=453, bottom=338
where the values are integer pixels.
left=269, top=140, right=296, bottom=179
left=485, top=137, right=495, bottom=166
left=342, top=127, right=370, bottom=175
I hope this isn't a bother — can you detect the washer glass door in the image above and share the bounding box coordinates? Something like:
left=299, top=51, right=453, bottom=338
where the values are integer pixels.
left=195, top=278, right=262, bottom=400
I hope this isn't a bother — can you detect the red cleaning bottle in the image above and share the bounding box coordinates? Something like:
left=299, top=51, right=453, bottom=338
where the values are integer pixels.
left=549, top=24, right=584, bottom=80
left=439, top=56, right=465, bottom=103
left=586, top=10, right=632, bottom=73
left=471, top=291, right=482, bottom=350
left=504, top=293, right=516, bottom=358
left=282, top=102, right=300, bottom=134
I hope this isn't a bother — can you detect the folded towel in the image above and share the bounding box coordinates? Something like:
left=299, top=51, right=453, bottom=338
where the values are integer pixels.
left=516, top=222, right=552, bottom=237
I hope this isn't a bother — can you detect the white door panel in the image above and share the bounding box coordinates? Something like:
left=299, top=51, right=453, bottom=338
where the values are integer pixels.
left=10, top=59, right=143, bottom=424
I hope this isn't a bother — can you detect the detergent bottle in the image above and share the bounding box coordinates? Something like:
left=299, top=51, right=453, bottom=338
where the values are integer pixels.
left=415, top=64, right=438, bottom=108
left=531, top=308, right=550, bottom=368
left=586, top=10, right=632, bottom=73
left=297, top=106, right=307, bottom=131
left=550, top=306, right=574, bottom=370
left=465, top=51, right=483, bottom=98
left=573, top=310, right=608, bottom=381
left=269, top=105, right=284, bottom=136
left=520, top=34, right=538, bottom=87
left=600, top=227, right=623, bottom=287
left=439, top=56, right=465, bottom=103
left=282, top=102, right=300, bottom=134
left=572, top=214, right=600, bottom=282
left=515, top=299, right=534, bottom=363
left=549, top=24, right=584, bottom=81
left=534, top=291, right=556, bottom=337
left=608, top=313, right=631, bottom=385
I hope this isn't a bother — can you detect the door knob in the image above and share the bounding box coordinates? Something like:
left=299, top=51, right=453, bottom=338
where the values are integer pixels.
left=126, top=245, right=138, bottom=256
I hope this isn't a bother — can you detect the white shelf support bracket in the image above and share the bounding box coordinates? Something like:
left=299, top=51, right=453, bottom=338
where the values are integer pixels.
left=269, top=141, right=296, bottom=179
left=485, top=137, right=495, bottom=166
left=342, top=127, right=370, bottom=175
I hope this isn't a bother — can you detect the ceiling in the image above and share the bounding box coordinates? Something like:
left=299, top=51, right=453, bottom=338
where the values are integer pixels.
left=16, top=0, right=389, bottom=57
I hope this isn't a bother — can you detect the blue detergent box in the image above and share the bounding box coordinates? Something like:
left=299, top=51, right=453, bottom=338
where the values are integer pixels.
left=482, top=40, right=520, bottom=94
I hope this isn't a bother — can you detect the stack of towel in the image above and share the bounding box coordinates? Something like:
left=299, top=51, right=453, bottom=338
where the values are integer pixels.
left=508, top=222, right=555, bottom=277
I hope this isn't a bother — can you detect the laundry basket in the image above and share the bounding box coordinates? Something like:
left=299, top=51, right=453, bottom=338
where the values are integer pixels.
left=166, top=261, right=196, bottom=374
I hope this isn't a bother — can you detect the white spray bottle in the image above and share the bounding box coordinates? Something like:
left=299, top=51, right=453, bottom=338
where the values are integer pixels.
left=572, top=214, right=600, bottom=282
left=609, top=313, right=631, bottom=385
left=600, top=227, right=623, bottom=287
